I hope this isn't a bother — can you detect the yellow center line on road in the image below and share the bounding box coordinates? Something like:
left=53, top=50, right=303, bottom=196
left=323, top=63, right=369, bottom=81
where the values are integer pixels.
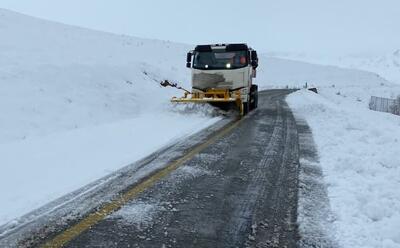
left=41, top=117, right=243, bottom=248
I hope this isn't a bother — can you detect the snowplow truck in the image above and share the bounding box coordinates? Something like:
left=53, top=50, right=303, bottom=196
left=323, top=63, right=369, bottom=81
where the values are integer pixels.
left=172, top=43, right=259, bottom=116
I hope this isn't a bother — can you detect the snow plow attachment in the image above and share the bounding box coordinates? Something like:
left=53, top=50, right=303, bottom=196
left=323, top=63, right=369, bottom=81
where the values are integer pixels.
left=171, top=88, right=245, bottom=115
left=160, top=80, right=246, bottom=116
left=171, top=89, right=238, bottom=103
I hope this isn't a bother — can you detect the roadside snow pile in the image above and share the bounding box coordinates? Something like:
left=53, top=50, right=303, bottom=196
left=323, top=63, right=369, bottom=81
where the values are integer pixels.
left=260, top=52, right=400, bottom=247
left=287, top=89, right=400, bottom=248
left=0, top=8, right=219, bottom=227
left=0, top=115, right=218, bottom=227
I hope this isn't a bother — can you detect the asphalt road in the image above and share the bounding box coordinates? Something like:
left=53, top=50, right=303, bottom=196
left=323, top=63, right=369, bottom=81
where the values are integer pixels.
left=61, top=89, right=301, bottom=248
left=1, top=89, right=314, bottom=248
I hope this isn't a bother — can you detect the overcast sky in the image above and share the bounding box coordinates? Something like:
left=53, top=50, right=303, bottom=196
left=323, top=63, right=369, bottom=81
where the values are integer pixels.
left=1, top=0, right=399, bottom=54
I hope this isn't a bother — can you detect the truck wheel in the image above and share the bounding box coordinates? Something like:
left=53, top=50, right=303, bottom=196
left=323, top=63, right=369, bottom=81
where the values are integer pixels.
left=249, top=94, right=254, bottom=111
left=250, top=84, right=258, bottom=110
left=242, top=102, right=250, bottom=116
left=254, top=90, right=258, bottom=109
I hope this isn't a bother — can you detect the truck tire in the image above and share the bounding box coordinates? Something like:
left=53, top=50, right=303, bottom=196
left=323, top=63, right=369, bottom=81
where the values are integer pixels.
left=254, top=90, right=258, bottom=108
left=250, top=84, right=258, bottom=110
left=242, top=101, right=250, bottom=116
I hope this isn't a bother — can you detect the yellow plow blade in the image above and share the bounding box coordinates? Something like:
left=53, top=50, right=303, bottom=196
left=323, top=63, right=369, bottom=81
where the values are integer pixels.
left=171, top=88, right=240, bottom=103
left=170, top=88, right=245, bottom=115
left=171, top=97, right=237, bottom=103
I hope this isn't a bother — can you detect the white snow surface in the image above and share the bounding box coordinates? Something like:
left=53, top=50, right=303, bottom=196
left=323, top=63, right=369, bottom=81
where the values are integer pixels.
left=287, top=88, right=400, bottom=247
left=266, top=53, right=400, bottom=247
left=0, top=8, right=220, bottom=226
left=266, top=47, right=400, bottom=247
left=267, top=50, right=400, bottom=85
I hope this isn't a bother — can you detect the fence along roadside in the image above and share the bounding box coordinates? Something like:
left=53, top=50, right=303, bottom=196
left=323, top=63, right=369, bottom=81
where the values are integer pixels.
left=369, top=96, right=400, bottom=115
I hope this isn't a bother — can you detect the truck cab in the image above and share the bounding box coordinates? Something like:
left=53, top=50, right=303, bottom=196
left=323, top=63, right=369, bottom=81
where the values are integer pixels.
left=188, top=44, right=258, bottom=114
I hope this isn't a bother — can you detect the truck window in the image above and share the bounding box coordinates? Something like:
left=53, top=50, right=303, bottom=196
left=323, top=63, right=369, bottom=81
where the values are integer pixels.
left=193, top=50, right=248, bottom=70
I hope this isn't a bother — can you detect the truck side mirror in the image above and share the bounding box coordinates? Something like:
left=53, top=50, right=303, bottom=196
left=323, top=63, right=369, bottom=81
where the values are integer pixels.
left=186, top=52, right=192, bottom=68
left=251, top=51, right=258, bottom=69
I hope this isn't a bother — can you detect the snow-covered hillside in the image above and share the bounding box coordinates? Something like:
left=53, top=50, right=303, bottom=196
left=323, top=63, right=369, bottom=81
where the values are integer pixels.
left=0, top=6, right=394, bottom=145
left=267, top=50, right=400, bottom=85
left=336, top=50, right=400, bottom=85
left=0, top=8, right=219, bottom=227
left=0, top=8, right=195, bottom=144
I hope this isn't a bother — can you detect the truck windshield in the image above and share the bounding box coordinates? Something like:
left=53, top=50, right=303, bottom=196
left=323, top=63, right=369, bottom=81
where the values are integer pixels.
left=193, top=50, right=248, bottom=70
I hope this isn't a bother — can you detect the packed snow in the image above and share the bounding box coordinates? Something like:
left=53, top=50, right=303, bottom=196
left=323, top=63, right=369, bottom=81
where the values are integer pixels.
left=110, top=201, right=162, bottom=230
left=287, top=87, right=400, bottom=247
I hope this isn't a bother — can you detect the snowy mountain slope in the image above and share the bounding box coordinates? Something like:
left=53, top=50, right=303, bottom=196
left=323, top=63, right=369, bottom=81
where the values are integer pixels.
left=267, top=49, right=400, bottom=85
left=0, top=8, right=219, bottom=227
left=0, top=8, right=193, bottom=144
left=0, top=6, right=391, bottom=145
left=259, top=56, right=392, bottom=89
left=336, top=50, right=400, bottom=85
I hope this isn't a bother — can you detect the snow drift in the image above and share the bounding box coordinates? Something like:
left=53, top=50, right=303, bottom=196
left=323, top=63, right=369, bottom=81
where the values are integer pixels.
left=288, top=89, right=400, bottom=248
left=265, top=37, right=400, bottom=248
left=0, top=8, right=219, bottom=227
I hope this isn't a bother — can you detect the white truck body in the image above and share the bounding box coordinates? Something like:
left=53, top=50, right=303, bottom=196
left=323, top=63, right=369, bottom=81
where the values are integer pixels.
left=170, top=43, right=259, bottom=115
left=188, top=44, right=258, bottom=105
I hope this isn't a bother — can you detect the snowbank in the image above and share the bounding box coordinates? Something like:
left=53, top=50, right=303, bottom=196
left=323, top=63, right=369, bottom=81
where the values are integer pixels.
left=269, top=44, right=400, bottom=247
left=263, top=48, right=400, bottom=247
left=287, top=89, right=400, bottom=248
left=0, top=8, right=218, bottom=226
left=0, top=113, right=219, bottom=226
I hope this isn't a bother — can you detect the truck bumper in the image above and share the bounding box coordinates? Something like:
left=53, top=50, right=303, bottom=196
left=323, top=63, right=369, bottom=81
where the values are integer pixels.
left=171, top=88, right=246, bottom=115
